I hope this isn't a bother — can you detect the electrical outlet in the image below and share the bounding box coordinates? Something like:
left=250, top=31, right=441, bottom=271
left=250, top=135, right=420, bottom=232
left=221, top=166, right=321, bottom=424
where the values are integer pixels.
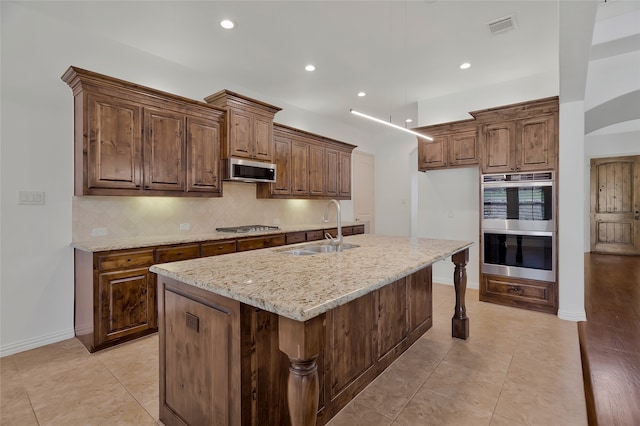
left=91, top=227, right=108, bottom=237
left=179, top=223, right=190, bottom=231
left=18, top=191, right=45, bottom=205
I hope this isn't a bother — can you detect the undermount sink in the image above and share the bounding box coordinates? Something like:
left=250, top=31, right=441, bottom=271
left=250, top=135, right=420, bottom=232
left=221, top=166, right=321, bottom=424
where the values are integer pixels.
left=281, top=243, right=359, bottom=256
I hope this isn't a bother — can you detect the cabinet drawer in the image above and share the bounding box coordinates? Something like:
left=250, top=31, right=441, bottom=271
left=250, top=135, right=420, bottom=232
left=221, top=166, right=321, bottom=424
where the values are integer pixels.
left=480, top=274, right=557, bottom=314
left=201, top=240, right=237, bottom=257
left=156, top=244, right=200, bottom=263
left=285, top=232, right=306, bottom=245
left=485, top=278, right=548, bottom=302
left=342, top=227, right=354, bottom=236
left=237, top=235, right=286, bottom=252
left=97, top=249, right=155, bottom=271
left=306, top=230, right=325, bottom=242
left=352, top=224, right=365, bottom=235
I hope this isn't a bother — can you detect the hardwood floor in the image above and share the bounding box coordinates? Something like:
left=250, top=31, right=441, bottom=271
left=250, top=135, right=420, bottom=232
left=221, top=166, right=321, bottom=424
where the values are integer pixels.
left=579, top=253, right=640, bottom=426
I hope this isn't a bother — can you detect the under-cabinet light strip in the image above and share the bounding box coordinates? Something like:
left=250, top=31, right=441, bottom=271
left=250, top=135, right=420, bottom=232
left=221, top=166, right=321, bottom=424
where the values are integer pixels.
left=349, top=109, right=433, bottom=141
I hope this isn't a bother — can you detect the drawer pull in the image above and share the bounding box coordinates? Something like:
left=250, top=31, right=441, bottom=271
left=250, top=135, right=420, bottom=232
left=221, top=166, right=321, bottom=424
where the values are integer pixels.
left=127, top=258, right=132, bottom=262
left=509, top=286, right=521, bottom=293
left=177, top=252, right=183, bottom=256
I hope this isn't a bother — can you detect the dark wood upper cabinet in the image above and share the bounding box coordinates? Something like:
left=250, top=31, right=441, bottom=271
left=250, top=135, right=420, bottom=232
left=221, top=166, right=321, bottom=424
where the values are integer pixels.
left=204, top=90, right=282, bottom=163
left=415, top=119, right=478, bottom=171
left=474, top=97, right=558, bottom=173
left=62, top=66, right=225, bottom=197
left=257, top=123, right=356, bottom=200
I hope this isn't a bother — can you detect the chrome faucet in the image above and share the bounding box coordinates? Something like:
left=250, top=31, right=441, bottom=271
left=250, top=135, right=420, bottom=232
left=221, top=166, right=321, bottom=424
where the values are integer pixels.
left=322, top=199, right=343, bottom=246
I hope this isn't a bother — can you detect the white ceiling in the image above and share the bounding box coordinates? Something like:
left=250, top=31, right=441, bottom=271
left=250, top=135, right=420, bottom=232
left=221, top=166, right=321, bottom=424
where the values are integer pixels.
left=26, top=0, right=562, bottom=130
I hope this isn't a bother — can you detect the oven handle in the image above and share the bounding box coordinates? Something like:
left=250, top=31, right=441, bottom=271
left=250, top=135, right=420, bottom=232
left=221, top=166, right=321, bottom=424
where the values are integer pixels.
left=482, top=229, right=553, bottom=237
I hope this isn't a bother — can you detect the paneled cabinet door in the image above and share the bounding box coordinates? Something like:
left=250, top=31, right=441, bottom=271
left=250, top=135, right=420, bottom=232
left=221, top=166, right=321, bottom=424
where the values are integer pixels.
left=272, top=136, right=292, bottom=195
left=481, top=122, right=517, bottom=173
left=253, top=114, right=273, bottom=161
left=291, top=140, right=310, bottom=195
left=325, top=149, right=339, bottom=197
left=143, top=108, right=186, bottom=191
left=309, top=145, right=325, bottom=195
left=449, top=130, right=478, bottom=166
left=98, top=267, right=154, bottom=344
left=338, top=151, right=352, bottom=198
left=86, top=93, right=143, bottom=190
left=517, top=114, right=556, bottom=172
left=228, top=108, right=253, bottom=158
left=186, top=116, right=221, bottom=193
left=418, top=137, right=448, bottom=169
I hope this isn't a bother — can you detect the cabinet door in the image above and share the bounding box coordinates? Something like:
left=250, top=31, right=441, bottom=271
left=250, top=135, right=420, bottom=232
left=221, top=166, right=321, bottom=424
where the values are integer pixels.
left=481, top=122, right=516, bottom=173
left=272, top=136, right=291, bottom=195
left=448, top=130, right=478, bottom=166
left=325, top=149, right=339, bottom=197
left=143, top=108, right=185, bottom=191
left=517, top=115, right=556, bottom=171
left=338, top=151, right=352, bottom=198
left=291, top=140, right=309, bottom=195
left=98, top=267, right=153, bottom=344
left=407, top=267, right=432, bottom=340
left=418, top=137, right=448, bottom=169
left=253, top=114, right=273, bottom=161
left=309, top=145, right=325, bottom=195
left=228, top=109, right=253, bottom=159
left=186, top=116, right=221, bottom=193
left=86, top=94, right=143, bottom=190
left=377, top=278, right=408, bottom=361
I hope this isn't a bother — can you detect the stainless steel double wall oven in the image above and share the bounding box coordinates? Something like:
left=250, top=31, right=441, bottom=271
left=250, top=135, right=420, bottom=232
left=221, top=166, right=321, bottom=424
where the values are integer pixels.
left=481, top=171, right=555, bottom=282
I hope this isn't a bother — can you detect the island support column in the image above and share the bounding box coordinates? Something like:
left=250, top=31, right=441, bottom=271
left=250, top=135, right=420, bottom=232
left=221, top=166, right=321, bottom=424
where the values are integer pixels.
left=279, top=315, right=324, bottom=426
left=452, top=248, right=470, bottom=339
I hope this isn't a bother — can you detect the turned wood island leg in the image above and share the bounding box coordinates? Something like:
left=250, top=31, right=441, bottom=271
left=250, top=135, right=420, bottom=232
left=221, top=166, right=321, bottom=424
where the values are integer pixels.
left=278, top=315, right=325, bottom=426
left=451, top=248, right=470, bottom=339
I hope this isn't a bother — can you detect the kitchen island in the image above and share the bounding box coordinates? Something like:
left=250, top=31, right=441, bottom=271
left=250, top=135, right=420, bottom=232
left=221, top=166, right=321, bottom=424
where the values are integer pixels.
left=151, top=234, right=472, bottom=426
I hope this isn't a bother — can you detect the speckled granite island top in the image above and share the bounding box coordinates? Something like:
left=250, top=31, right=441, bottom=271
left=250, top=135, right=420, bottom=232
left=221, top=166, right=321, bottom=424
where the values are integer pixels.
left=150, top=234, right=472, bottom=322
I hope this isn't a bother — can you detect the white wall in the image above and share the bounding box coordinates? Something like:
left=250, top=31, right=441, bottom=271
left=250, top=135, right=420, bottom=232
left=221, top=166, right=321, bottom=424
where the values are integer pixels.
left=0, top=3, right=374, bottom=356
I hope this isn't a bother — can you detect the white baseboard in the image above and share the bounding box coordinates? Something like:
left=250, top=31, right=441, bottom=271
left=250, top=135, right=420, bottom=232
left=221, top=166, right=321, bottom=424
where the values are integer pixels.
left=0, top=328, right=75, bottom=357
left=557, top=310, right=587, bottom=322
left=433, top=276, right=480, bottom=290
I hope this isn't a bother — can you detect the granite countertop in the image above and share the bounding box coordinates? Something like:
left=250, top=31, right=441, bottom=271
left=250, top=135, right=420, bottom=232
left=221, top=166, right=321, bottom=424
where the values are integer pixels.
left=71, top=223, right=360, bottom=252
left=150, top=234, right=472, bottom=322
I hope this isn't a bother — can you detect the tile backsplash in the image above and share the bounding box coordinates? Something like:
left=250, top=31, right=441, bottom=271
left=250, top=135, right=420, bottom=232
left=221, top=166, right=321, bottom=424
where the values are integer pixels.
left=73, top=182, right=333, bottom=241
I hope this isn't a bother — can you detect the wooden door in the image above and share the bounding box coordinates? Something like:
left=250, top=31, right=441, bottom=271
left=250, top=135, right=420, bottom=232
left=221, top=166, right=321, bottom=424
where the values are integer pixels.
left=272, top=136, right=291, bottom=195
left=591, top=156, right=640, bottom=255
left=228, top=109, right=253, bottom=158
left=291, top=140, right=309, bottom=195
left=518, top=115, right=556, bottom=171
left=86, top=94, right=143, bottom=190
left=449, top=130, right=478, bottom=166
left=481, top=122, right=516, bottom=173
left=325, top=149, right=339, bottom=197
left=186, top=116, right=221, bottom=193
left=418, top=137, right=448, bottom=169
left=338, top=151, right=352, bottom=198
left=353, top=150, right=375, bottom=233
left=98, top=267, right=152, bottom=343
left=309, top=144, right=325, bottom=195
left=143, top=108, right=185, bottom=191
left=253, top=114, right=273, bottom=161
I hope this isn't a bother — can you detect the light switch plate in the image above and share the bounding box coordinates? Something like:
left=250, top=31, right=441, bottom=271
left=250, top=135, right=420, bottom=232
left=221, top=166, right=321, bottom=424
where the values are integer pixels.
left=18, top=191, right=45, bottom=205
left=179, top=223, right=190, bottom=231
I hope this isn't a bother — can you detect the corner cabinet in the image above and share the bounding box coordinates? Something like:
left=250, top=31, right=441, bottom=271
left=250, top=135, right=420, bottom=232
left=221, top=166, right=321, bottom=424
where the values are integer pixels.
left=62, top=66, right=226, bottom=197
left=257, top=123, right=357, bottom=200
left=204, top=90, right=282, bottom=162
left=414, top=119, right=478, bottom=171
left=473, top=97, right=558, bottom=173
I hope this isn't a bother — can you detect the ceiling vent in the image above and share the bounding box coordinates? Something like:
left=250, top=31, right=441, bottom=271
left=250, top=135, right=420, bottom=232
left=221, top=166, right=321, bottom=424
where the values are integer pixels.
left=487, top=15, right=517, bottom=35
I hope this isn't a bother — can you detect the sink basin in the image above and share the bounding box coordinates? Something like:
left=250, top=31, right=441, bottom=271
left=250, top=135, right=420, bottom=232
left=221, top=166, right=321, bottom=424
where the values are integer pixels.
left=281, top=243, right=359, bottom=256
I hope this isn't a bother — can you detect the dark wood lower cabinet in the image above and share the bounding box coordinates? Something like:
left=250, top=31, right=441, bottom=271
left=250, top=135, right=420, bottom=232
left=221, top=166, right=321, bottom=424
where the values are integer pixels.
left=158, top=266, right=432, bottom=426
left=480, top=273, right=558, bottom=314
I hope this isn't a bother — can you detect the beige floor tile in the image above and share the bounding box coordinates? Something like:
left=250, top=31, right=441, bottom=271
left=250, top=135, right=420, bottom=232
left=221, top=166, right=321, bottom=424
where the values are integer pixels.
left=326, top=400, right=393, bottom=426
left=444, top=340, right=513, bottom=375
left=394, top=387, right=492, bottom=426
left=489, top=413, right=527, bottom=426
left=12, top=338, right=94, bottom=380
left=142, top=397, right=160, bottom=422
left=0, top=409, right=39, bottom=426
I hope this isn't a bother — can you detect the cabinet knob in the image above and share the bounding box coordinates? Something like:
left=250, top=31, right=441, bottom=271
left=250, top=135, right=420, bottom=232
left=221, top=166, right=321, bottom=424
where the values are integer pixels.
left=508, top=286, right=521, bottom=293
left=126, top=258, right=132, bottom=262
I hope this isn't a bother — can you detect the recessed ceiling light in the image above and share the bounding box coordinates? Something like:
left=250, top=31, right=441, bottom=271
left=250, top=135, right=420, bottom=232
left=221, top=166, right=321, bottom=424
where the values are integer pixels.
left=305, top=64, right=316, bottom=72
left=460, top=62, right=471, bottom=70
left=405, top=118, right=413, bottom=123
left=220, top=19, right=235, bottom=29
left=357, top=92, right=366, bottom=97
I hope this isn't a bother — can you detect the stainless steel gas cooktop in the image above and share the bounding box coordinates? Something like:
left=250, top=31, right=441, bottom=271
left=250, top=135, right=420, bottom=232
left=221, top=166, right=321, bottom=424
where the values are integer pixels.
left=215, top=225, right=280, bottom=233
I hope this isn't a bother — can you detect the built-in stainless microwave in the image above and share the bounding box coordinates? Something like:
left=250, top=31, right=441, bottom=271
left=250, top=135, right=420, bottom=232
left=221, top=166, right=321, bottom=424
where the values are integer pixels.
left=227, top=158, right=276, bottom=183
